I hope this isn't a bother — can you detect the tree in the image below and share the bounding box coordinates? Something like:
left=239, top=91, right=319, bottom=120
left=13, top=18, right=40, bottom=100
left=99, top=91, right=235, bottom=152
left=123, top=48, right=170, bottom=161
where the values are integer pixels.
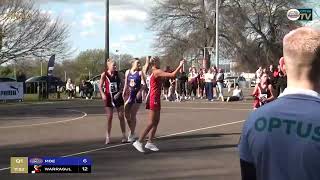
left=0, top=0, right=70, bottom=65
left=150, top=0, right=302, bottom=72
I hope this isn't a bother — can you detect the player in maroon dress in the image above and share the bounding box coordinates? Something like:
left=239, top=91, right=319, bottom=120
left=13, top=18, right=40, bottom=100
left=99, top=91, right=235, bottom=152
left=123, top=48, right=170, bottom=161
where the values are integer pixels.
left=133, top=57, right=185, bottom=152
left=99, top=59, right=126, bottom=144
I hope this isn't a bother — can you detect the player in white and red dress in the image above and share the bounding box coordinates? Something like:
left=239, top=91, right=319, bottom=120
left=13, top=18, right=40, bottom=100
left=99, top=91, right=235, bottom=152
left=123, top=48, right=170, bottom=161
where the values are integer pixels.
left=133, top=57, right=185, bottom=152
left=99, top=59, right=126, bottom=144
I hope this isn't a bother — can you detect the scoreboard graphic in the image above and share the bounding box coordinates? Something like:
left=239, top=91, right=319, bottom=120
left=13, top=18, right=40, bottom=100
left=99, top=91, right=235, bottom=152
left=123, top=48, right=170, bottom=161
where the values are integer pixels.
left=10, top=157, right=92, bottom=174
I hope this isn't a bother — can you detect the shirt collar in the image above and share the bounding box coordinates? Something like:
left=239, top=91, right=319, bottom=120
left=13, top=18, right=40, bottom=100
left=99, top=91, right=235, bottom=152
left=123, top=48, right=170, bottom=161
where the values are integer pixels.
left=279, top=88, right=320, bottom=99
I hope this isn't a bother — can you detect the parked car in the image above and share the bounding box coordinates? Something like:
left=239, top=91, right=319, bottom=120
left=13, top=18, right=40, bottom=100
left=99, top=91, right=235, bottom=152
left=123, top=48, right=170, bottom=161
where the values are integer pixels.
left=25, top=76, right=65, bottom=93
left=224, top=76, right=247, bottom=88
left=0, top=77, right=16, bottom=82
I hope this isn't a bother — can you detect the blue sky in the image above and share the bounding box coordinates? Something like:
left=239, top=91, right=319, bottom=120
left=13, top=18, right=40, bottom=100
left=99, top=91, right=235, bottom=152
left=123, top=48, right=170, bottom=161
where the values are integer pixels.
left=36, top=0, right=319, bottom=59
left=37, top=0, right=155, bottom=58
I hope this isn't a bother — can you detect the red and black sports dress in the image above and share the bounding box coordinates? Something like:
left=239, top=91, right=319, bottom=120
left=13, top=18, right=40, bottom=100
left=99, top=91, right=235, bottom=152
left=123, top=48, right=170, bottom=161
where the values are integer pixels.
left=146, top=73, right=162, bottom=110
left=104, top=71, right=124, bottom=108
left=253, top=83, right=271, bottom=109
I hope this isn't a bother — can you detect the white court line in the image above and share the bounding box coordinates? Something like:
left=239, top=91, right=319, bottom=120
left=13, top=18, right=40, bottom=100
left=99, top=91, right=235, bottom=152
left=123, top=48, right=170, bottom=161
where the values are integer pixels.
left=182, top=101, right=253, bottom=105
left=0, top=110, right=87, bottom=129
left=163, top=107, right=252, bottom=111
left=0, top=119, right=245, bottom=172
left=0, top=167, right=10, bottom=171
left=62, top=120, right=245, bottom=157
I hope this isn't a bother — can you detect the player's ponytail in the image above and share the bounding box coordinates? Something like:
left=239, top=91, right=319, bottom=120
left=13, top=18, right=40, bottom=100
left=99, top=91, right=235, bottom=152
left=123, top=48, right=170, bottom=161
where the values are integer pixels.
left=150, top=56, right=160, bottom=66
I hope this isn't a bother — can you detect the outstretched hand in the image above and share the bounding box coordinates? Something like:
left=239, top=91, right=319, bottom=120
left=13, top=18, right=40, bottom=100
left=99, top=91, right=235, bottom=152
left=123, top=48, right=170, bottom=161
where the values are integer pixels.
left=179, top=59, right=186, bottom=66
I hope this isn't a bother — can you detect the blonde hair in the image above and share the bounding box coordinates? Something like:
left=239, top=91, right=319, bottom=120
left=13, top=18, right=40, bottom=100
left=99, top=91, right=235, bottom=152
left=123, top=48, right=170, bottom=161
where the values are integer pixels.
left=150, top=56, right=160, bottom=66
left=283, top=27, right=320, bottom=66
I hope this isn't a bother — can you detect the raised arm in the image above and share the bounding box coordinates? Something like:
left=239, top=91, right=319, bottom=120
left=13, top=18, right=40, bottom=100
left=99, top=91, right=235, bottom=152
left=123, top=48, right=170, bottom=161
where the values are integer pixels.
left=142, top=56, right=150, bottom=76
left=154, top=60, right=184, bottom=78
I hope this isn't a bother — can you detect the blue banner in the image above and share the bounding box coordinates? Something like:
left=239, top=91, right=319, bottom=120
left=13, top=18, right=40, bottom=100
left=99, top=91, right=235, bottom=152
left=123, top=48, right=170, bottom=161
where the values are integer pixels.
left=28, top=157, right=92, bottom=166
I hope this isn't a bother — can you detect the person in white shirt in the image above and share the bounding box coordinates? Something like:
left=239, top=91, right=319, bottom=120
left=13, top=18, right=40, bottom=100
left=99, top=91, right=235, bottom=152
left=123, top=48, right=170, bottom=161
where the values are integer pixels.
left=66, top=78, right=75, bottom=99
left=225, top=83, right=243, bottom=102
left=255, top=66, right=263, bottom=83
left=216, top=68, right=225, bottom=101
left=204, top=68, right=214, bottom=101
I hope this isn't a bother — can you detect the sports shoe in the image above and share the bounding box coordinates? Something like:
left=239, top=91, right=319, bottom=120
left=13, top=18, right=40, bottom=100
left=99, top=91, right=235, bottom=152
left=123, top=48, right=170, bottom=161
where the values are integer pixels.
left=105, top=137, right=110, bottom=144
left=128, top=134, right=136, bottom=143
left=145, top=142, right=159, bottom=152
left=133, top=141, right=145, bottom=153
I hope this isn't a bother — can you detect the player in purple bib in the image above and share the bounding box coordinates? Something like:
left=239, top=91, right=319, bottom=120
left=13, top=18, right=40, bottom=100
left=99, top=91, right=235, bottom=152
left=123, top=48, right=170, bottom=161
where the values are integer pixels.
left=123, top=58, right=146, bottom=142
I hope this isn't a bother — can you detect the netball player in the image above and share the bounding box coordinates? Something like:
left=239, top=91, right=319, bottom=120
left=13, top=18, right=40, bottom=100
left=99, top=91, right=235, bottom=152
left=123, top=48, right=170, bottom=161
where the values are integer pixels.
left=123, top=58, right=146, bottom=142
left=99, top=59, right=126, bottom=144
left=133, top=57, right=185, bottom=152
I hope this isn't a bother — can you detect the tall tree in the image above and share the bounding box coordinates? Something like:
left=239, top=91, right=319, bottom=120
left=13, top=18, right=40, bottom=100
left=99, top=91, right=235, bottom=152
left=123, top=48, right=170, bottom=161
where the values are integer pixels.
left=150, top=0, right=302, bottom=72
left=0, top=0, right=70, bottom=65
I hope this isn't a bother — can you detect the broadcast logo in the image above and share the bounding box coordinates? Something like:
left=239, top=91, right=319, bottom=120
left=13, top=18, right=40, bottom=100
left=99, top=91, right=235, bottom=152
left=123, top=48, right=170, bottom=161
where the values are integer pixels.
left=287, top=8, right=313, bottom=21
left=29, top=158, right=44, bottom=164
left=31, top=165, right=42, bottom=174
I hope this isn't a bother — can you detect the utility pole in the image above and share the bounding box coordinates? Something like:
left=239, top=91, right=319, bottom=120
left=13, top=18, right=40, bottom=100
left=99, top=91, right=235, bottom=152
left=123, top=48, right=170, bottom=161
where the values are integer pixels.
left=105, top=0, right=110, bottom=62
left=201, top=0, right=208, bottom=69
left=215, top=0, right=219, bottom=68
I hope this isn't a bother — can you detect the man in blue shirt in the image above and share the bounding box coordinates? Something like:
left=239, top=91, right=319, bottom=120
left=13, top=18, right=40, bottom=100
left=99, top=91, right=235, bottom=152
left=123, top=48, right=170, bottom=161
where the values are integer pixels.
left=239, top=27, right=320, bottom=180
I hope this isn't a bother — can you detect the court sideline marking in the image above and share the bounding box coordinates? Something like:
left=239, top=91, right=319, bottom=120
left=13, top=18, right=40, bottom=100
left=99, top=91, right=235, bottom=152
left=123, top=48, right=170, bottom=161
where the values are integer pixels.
left=62, top=120, right=245, bottom=157
left=0, top=119, right=245, bottom=172
left=163, top=107, right=252, bottom=111
left=0, top=110, right=87, bottom=129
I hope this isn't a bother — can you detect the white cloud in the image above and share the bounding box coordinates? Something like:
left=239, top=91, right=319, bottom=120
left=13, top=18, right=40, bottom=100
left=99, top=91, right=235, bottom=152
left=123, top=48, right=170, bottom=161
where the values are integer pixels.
left=62, top=8, right=75, bottom=16
left=40, top=10, right=54, bottom=16
left=81, top=12, right=104, bottom=27
left=80, top=30, right=96, bottom=37
left=110, top=8, right=148, bottom=23
left=120, top=35, right=139, bottom=43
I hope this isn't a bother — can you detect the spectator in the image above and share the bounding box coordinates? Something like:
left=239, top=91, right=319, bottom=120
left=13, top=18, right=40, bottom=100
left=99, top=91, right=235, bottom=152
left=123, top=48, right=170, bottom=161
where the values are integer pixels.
left=176, top=68, right=188, bottom=101
left=167, top=77, right=176, bottom=101
left=216, top=68, right=225, bottom=101
left=255, top=66, right=263, bottom=83
left=16, top=72, right=26, bottom=93
left=198, top=68, right=206, bottom=99
left=276, top=58, right=287, bottom=97
left=239, top=26, right=320, bottom=180
left=188, top=67, right=198, bottom=100
left=267, top=64, right=275, bottom=86
left=162, top=66, right=171, bottom=101
left=204, top=68, right=214, bottom=101
left=66, top=78, right=75, bottom=99
left=212, top=67, right=218, bottom=98
left=225, top=83, right=243, bottom=102
left=80, top=80, right=94, bottom=99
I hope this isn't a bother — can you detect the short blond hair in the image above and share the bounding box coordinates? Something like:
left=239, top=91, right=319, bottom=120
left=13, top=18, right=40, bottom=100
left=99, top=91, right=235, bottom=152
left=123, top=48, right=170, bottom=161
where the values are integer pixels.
left=283, top=27, right=320, bottom=66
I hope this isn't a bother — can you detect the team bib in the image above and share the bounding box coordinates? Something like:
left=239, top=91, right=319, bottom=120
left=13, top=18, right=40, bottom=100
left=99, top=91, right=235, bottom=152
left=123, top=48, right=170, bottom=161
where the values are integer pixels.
left=110, top=82, right=118, bottom=93
left=129, top=79, right=136, bottom=87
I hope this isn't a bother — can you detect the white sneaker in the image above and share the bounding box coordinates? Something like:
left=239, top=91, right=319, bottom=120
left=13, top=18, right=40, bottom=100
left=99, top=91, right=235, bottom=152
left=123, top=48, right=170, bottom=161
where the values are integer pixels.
left=86, top=97, right=89, bottom=100
left=128, top=134, right=136, bottom=143
left=145, top=142, right=159, bottom=152
left=133, top=141, right=145, bottom=153
left=68, top=97, right=70, bottom=99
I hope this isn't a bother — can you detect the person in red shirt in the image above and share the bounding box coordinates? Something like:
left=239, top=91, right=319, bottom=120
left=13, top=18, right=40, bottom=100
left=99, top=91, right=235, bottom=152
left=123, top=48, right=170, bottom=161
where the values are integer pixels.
left=133, top=57, right=185, bottom=152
